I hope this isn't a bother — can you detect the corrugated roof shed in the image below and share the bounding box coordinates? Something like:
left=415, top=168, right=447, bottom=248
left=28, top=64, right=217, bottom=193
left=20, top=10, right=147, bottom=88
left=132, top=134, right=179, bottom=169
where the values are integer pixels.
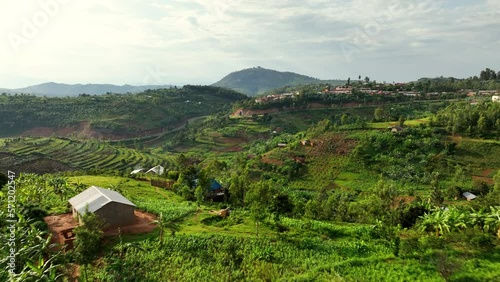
left=130, top=168, right=144, bottom=175
left=463, top=192, right=477, bottom=201
left=146, top=165, right=165, bottom=175
left=210, top=179, right=223, bottom=191
left=68, top=186, right=136, bottom=214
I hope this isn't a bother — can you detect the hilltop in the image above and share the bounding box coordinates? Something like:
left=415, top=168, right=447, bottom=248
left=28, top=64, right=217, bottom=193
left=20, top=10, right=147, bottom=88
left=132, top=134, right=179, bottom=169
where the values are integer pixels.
left=213, top=66, right=345, bottom=96
left=0, top=82, right=175, bottom=97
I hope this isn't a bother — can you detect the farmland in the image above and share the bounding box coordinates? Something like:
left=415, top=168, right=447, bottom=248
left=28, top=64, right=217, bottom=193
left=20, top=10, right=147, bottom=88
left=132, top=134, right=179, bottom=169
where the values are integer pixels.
left=0, top=97, right=499, bottom=281
left=0, top=86, right=247, bottom=137
left=0, top=137, right=176, bottom=174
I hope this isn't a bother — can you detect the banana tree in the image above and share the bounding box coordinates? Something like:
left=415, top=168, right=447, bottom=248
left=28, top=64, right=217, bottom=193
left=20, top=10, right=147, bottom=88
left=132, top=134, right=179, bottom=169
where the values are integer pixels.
left=151, top=212, right=180, bottom=245
left=469, top=208, right=487, bottom=232
left=446, top=207, right=467, bottom=232
left=49, top=176, right=68, bottom=201
left=485, top=206, right=500, bottom=237
left=419, top=208, right=450, bottom=237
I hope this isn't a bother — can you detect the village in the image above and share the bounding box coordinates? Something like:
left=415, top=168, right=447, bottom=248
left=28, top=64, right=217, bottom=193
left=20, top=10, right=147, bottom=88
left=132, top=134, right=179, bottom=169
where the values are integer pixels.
left=254, top=83, right=500, bottom=104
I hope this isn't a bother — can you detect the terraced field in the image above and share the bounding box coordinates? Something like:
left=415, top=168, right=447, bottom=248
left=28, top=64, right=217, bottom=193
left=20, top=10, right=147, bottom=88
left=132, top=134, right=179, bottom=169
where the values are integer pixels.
left=0, top=137, right=176, bottom=172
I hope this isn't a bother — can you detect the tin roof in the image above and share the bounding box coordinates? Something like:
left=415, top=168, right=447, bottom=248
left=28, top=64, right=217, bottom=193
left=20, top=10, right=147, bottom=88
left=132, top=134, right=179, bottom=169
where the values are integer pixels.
left=68, top=186, right=135, bottom=214
left=462, top=192, right=477, bottom=200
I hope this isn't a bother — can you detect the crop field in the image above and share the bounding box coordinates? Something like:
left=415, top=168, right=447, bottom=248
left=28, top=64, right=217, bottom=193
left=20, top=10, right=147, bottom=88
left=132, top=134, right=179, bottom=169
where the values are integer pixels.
left=0, top=137, right=176, bottom=172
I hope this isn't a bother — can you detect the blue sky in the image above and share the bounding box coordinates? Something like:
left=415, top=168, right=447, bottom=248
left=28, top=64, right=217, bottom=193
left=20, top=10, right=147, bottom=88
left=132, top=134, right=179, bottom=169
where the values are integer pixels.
left=0, top=0, right=499, bottom=88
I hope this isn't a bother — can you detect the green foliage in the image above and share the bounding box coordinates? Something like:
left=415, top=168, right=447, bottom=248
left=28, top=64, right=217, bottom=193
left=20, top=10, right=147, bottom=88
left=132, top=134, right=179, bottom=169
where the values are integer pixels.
left=0, top=86, right=246, bottom=136
left=73, top=211, right=105, bottom=265
left=351, top=127, right=444, bottom=183
left=434, top=101, right=500, bottom=138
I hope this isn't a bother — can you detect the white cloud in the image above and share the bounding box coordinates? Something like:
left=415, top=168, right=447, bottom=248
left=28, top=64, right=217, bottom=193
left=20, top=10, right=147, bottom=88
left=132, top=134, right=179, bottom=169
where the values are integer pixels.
left=0, top=0, right=498, bottom=88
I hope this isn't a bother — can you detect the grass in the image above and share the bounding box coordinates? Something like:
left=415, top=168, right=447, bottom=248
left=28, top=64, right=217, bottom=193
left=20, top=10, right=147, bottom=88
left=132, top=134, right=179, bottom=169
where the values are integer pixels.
left=367, top=117, right=430, bottom=129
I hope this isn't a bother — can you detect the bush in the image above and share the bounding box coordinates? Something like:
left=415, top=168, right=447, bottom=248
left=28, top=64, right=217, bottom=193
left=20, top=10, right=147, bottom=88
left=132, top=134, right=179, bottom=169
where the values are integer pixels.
left=469, top=233, right=496, bottom=248
left=167, top=171, right=180, bottom=180
left=399, top=237, right=420, bottom=258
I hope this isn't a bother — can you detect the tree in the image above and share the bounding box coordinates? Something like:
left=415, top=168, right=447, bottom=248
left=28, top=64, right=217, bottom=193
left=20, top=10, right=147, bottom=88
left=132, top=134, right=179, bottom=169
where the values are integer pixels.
left=73, top=211, right=105, bottom=268
left=494, top=170, right=500, bottom=192
left=341, top=114, right=349, bottom=125
left=374, top=107, right=384, bottom=121
left=246, top=181, right=274, bottom=236
left=429, top=173, right=444, bottom=206
left=49, top=176, right=67, bottom=201
left=364, top=76, right=370, bottom=83
left=347, top=77, right=351, bottom=86
left=195, top=185, right=204, bottom=207
left=477, top=115, right=487, bottom=136
left=176, top=153, right=188, bottom=169
left=399, top=116, right=405, bottom=127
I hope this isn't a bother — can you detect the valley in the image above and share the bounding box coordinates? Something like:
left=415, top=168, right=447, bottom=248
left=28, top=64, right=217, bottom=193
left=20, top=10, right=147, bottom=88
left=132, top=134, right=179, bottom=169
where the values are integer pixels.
left=1, top=71, right=500, bottom=281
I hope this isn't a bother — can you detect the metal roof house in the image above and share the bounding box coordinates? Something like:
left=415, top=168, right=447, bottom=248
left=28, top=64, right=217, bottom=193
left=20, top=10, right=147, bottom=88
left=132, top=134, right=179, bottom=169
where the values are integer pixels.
left=130, top=168, right=144, bottom=175
left=68, top=186, right=136, bottom=226
left=146, top=165, right=165, bottom=175
left=463, top=192, right=477, bottom=201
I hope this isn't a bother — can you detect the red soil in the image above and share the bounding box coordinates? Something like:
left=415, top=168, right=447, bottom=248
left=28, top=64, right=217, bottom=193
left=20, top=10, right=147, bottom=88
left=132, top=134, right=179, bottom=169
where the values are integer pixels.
left=472, top=176, right=494, bottom=185
left=44, top=210, right=157, bottom=245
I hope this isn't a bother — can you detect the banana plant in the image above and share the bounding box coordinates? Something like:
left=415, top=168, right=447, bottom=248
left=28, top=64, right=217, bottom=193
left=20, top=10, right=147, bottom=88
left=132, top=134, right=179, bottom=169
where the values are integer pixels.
left=485, top=206, right=500, bottom=236
left=151, top=212, right=180, bottom=245
left=12, top=253, right=64, bottom=282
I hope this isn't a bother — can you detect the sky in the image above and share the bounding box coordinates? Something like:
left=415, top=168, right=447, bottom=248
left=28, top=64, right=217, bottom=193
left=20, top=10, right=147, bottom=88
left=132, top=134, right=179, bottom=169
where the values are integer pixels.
left=0, top=0, right=499, bottom=88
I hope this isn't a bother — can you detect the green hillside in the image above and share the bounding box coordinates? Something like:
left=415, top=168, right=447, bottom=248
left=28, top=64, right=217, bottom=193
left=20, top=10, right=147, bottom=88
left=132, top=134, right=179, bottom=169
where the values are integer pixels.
left=0, top=85, right=247, bottom=137
left=213, top=66, right=345, bottom=96
left=1, top=99, right=499, bottom=281
left=0, top=137, right=174, bottom=174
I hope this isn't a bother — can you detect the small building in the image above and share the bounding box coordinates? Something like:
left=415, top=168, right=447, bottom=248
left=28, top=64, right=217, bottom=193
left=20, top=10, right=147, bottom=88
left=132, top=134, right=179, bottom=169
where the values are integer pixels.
left=277, top=143, right=287, bottom=148
left=493, top=96, right=499, bottom=103
left=130, top=168, right=144, bottom=175
left=146, top=165, right=165, bottom=176
left=207, top=180, right=225, bottom=202
left=462, top=192, right=477, bottom=201
left=68, top=186, right=136, bottom=226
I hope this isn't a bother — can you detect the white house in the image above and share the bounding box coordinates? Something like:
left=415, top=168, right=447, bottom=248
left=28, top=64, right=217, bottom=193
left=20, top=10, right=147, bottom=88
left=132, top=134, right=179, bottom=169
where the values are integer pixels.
left=146, top=165, right=165, bottom=175
left=130, top=168, right=144, bottom=175
left=493, top=96, right=499, bottom=103
left=69, top=186, right=136, bottom=226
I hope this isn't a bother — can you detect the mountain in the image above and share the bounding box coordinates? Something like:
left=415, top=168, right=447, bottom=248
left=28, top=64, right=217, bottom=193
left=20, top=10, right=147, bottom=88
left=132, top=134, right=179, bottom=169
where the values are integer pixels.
left=0, top=82, right=174, bottom=97
left=213, top=67, right=344, bottom=96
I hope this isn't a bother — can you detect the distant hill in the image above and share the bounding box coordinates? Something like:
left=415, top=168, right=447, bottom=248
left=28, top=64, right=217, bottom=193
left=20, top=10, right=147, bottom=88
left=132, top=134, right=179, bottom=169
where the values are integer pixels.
left=0, top=82, right=175, bottom=97
left=213, top=67, right=345, bottom=96
left=0, top=85, right=247, bottom=138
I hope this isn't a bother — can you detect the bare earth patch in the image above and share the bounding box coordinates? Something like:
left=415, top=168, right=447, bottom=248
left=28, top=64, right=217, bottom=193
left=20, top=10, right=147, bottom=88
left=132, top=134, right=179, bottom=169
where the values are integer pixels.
left=44, top=210, right=157, bottom=245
